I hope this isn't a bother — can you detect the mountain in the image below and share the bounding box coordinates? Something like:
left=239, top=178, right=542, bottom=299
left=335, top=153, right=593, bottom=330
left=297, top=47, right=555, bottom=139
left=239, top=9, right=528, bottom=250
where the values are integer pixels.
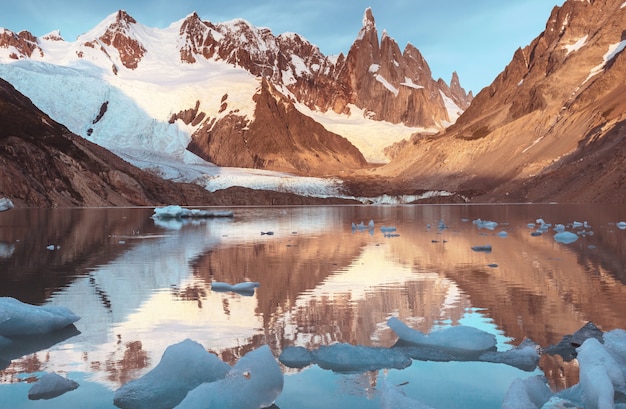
left=0, top=8, right=469, bottom=180
left=0, top=78, right=362, bottom=206
left=370, top=0, right=626, bottom=203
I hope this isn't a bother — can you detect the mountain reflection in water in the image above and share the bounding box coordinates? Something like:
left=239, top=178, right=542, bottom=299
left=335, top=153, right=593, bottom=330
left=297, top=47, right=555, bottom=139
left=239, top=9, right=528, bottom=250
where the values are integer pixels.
left=0, top=204, right=624, bottom=408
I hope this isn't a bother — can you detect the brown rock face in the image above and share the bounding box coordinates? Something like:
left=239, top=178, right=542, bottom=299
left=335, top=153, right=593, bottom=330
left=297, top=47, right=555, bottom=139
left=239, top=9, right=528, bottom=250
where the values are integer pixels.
left=188, top=80, right=368, bottom=176
left=375, top=0, right=626, bottom=203
left=0, top=29, right=43, bottom=59
left=97, top=10, right=146, bottom=70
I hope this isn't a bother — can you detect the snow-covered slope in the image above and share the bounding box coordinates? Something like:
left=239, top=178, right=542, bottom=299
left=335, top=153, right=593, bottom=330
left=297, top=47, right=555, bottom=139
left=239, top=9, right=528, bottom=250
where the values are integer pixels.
left=0, top=9, right=470, bottom=199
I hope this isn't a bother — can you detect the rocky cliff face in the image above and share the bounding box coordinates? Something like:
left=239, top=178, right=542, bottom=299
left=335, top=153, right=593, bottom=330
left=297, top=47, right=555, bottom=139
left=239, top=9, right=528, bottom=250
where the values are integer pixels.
left=374, top=0, right=626, bottom=203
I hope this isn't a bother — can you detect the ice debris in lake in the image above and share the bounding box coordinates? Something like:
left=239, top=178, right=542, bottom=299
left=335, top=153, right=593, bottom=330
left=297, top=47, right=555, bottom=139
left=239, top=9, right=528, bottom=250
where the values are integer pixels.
left=279, top=343, right=412, bottom=373
left=554, top=231, right=579, bottom=244
left=473, top=218, right=499, bottom=230
left=479, top=338, right=541, bottom=372
left=352, top=219, right=375, bottom=232
left=0, top=197, right=14, bottom=212
left=0, top=297, right=80, bottom=337
left=387, top=317, right=497, bottom=355
left=211, top=281, right=260, bottom=296
left=28, top=372, right=79, bottom=400
left=502, top=323, right=626, bottom=409
left=471, top=244, right=492, bottom=253
left=114, top=339, right=230, bottom=409
left=617, top=221, right=626, bottom=230
left=152, top=205, right=234, bottom=219
left=175, top=345, right=283, bottom=409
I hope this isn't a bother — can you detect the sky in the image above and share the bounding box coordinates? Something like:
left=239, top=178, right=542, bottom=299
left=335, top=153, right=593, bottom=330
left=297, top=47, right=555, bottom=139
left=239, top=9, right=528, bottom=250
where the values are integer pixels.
left=2, top=0, right=565, bottom=94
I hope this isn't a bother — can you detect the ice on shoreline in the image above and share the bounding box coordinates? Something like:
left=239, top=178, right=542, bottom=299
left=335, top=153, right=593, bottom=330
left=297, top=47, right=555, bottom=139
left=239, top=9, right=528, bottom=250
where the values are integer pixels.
left=152, top=205, right=234, bottom=220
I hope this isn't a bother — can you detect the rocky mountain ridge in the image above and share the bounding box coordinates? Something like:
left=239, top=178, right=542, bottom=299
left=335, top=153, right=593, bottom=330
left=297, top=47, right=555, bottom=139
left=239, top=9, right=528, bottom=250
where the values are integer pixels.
left=369, top=0, right=626, bottom=203
left=0, top=8, right=471, bottom=177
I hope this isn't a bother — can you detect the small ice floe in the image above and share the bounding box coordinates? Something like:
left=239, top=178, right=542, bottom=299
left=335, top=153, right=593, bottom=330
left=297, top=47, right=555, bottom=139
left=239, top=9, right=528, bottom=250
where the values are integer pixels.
left=438, top=220, right=447, bottom=231
left=471, top=244, right=492, bottom=253
left=479, top=338, right=541, bottom=372
left=554, top=224, right=566, bottom=233
left=497, top=231, right=508, bottom=238
left=211, top=281, right=260, bottom=296
left=260, top=231, right=274, bottom=235
left=617, top=221, right=626, bottom=230
left=554, top=231, right=579, bottom=244
left=152, top=205, right=234, bottom=220
left=0, top=297, right=80, bottom=337
left=380, top=225, right=397, bottom=233
left=279, top=343, right=411, bottom=373
left=488, top=263, right=498, bottom=268
left=0, top=197, right=14, bottom=212
left=473, top=219, right=498, bottom=230
left=352, top=219, right=375, bottom=231
left=500, top=375, right=553, bottom=409
left=380, top=380, right=434, bottom=409
left=28, top=372, right=79, bottom=400
left=387, top=317, right=497, bottom=358
left=114, top=339, right=230, bottom=409
left=530, top=231, right=542, bottom=237
left=175, top=345, right=283, bottom=409
left=46, top=244, right=60, bottom=251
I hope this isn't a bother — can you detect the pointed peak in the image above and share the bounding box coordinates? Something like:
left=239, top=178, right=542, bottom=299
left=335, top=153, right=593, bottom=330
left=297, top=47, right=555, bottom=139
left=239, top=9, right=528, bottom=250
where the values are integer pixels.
left=362, top=7, right=376, bottom=30
left=115, top=10, right=137, bottom=25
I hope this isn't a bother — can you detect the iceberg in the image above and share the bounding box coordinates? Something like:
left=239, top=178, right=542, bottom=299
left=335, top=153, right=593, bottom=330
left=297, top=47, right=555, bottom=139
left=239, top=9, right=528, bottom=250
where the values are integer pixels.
left=553, top=231, right=578, bottom=244
left=175, top=345, right=283, bottom=409
left=471, top=244, right=492, bottom=253
left=380, top=225, right=397, bottom=233
left=28, top=372, right=79, bottom=400
left=576, top=337, right=626, bottom=409
left=500, top=375, right=552, bottom=409
left=0, top=197, right=14, bottom=212
left=387, top=317, right=497, bottom=357
left=0, top=297, right=80, bottom=337
left=352, top=219, right=375, bottom=232
left=114, top=339, right=231, bottom=409
left=473, top=218, right=498, bottom=230
left=152, top=205, right=234, bottom=219
left=617, top=221, right=626, bottom=230
left=279, top=343, right=412, bottom=373
left=211, top=281, right=260, bottom=296
left=479, top=338, right=541, bottom=372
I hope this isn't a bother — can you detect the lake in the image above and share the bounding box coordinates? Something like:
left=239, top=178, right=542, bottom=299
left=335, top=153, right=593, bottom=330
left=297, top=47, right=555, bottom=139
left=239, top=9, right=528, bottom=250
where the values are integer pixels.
left=1, top=204, right=625, bottom=408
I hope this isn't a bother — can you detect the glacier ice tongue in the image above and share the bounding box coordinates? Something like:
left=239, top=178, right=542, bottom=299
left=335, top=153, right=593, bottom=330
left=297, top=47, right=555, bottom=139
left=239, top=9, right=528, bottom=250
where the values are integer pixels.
left=114, top=339, right=230, bottom=409
left=0, top=297, right=80, bottom=337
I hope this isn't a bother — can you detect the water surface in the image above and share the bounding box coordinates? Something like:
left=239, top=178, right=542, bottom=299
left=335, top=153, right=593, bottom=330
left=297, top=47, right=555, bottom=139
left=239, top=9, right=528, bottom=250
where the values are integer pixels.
left=1, top=204, right=625, bottom=408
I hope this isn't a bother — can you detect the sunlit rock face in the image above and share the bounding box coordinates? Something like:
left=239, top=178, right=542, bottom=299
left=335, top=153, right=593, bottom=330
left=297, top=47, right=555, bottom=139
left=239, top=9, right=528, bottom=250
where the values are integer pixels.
left=379, top=0, right=626, bottom=203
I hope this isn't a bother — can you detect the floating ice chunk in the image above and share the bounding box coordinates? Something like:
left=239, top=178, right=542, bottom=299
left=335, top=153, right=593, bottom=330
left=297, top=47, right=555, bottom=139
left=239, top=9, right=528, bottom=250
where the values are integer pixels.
left=497, top=231, right=508, bottom=237
left=501, top=375, right=552, bottom=409
left=380, top=225, right=397, bottom=233
left=604, top=329, right=626, bottom=369
left=530, top=231, right=542, bottom=237
left=387, top=318, right=497, bottom=356
left=554, top=231, right=578, bottom=244
left=554, top=224, right=566, bottom=233
left=617, top=221, right=626, bottom=230
left=352, top=219, right=375, bottom=231
left=380, top=380, right=434, bottom=409
left=28, top=372, right=79, bottom=400
left=211, top=281, right=260, bottom=296
left=152, top=205, right=234, bottom=220
left=114, top=339, right=230, bottom=409
left=577, top=337, right=626, bottom=409
left=473, top=219, right=498, bottom=230
left=0, top=297, right=80, bottom=337
left=479, top=338, right=540, bottom=372
left=312, top=343, right=411, bottom=373
left=278, top=346, right=314, bottom=368
left=175, top=345, right=283, bottom=409
left=471, top=244, right=492, bottom=253
left=527, top=223, right=536, bottom=228
left=0, top=197, right=14, bottom=212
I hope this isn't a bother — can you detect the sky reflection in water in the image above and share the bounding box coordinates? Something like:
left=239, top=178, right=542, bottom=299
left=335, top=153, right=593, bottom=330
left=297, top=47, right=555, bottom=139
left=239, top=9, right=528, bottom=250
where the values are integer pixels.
left=0, top=204, right=625, bottom=408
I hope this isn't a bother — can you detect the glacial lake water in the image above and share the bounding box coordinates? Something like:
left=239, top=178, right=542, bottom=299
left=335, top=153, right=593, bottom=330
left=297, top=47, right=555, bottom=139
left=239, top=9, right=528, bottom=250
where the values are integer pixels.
left=0, top=204, right=625, bottom=409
